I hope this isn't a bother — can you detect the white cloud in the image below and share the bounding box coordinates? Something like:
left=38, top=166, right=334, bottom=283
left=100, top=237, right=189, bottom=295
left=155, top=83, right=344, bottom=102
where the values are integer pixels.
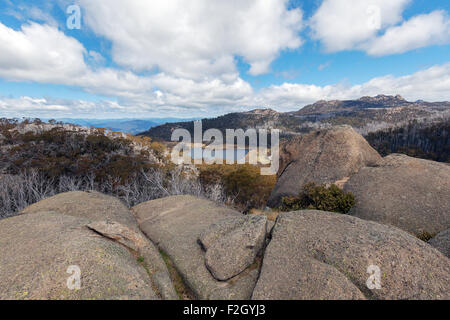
left=310, top=0, right=411, bottom=52
left=79, top=0, right=303, bottom=78
left=0, top=96, right=131, bottom=119
left=0, top=1, right=448, bottom=119
left=258, top=63, right=450, bottom=109
left=365, top=10, right=450, bottom=56
left=318, top=61, right=331, bottom=71
left=0, top=22, right=87, bottom=83
left=2, top=63, right=449, bottom=117
left=310, top=0, right=450, bottom=56
left=90, top=62, right=450, bottom=112
left=0, top=22, right=155, bottom=99
left=0, top=19, right=257, bottom=116
left=87, top=51, right=105, bottom=65
left=5, top=4, right=59, bottom=27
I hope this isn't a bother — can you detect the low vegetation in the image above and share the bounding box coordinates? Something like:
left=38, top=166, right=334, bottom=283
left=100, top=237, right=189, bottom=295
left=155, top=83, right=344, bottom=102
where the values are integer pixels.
left=199, top=164, right=276, bottom=211
left=1, top=119, right=278, bottom=218
left=159, top=250, right=195, bottom=300
left=0, top=119, right=226, bottom=218
left=280, top=183, right=355, bottom=214
left=416, top=231, right=437, bottom=242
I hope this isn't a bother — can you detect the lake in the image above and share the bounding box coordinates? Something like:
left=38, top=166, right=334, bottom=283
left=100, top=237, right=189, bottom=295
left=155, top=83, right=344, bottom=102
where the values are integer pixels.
left=189, top=147, right=250, bottom=162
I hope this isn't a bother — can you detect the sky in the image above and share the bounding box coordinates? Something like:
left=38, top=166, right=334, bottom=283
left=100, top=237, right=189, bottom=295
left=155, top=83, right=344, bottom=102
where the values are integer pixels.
left=0, top=0, right=449, bottom=119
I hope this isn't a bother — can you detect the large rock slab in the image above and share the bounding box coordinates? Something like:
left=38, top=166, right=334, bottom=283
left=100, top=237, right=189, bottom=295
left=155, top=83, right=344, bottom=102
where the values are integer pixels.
left=0, top=212, right=158, bottom=300
left=132, top=195, right=259, bottom=300
left=253, top=210, right=450, bottom=300
left=429, top=229, right=450, bottom=258
left=345, top=154, right=450, bottom=236
left=201, top=215, right=267, bottom=281
left=268, top=125, right=381, bottom=207
left=87, top=220, right=178, bottom=300
left=21, top=191, right=139, bottom=231
left=20, top=191, right=178, bottom=299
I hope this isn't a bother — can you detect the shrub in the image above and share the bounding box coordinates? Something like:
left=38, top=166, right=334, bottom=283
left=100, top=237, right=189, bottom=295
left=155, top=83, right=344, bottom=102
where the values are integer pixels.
left=0, top=119, right=227, bottom=218
left=150, top=141, right=166, bottom=160
left=280, top=183, right=355, bottom=214
left=199, top=164, right=276, bottom=211
left=416, top=231, right=436, bottom=242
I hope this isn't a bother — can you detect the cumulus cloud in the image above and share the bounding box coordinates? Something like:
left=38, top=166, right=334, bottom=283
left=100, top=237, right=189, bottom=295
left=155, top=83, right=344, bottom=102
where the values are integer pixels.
left=0, top=96, right=132, bottom=119
left=2, top=63, right=449, bottom=118
left=0, top=20, right=256, bottom=115
left=258, top=63, right=450, bottom=109
left=310, top=0, right=410, bottom=52
left=365, top=10, right=450, bottom=56
left=310, top=0, right=450, bottom=56
left=79, top=0, right=303, bottom=78
left=0, top=22, right=87, bottom=83
left=0, top=22, right=150, bottom=96
left=0, top=1, right=449, bottom=119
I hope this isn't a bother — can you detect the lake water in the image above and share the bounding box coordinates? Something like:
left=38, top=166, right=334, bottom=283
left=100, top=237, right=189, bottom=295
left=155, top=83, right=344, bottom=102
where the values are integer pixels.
left=189, top=147, right=250, bottom=162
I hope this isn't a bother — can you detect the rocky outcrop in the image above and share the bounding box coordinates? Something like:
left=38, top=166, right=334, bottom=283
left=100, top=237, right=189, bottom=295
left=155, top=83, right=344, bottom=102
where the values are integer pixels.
left=17, top=191, right=177, bottom=300
left=200, top=215, right=267, bottom=281
left=345, top=154, right=450, bottom=236
left=252, top=210, right=450, bottom=300
left=132, top=195, right=260, bottom=300
left=429, top=229, right=450, bottom=258
left=267, top=125, right=381, bottom=207
left=296, top=95, right=411, bottom=116
left=0, top=212, right=158, bottom=300
left=3, top=190, right=448, bottom=300
left=21, top=191, right=140, bottom=231
left=87, top=221, right=178, bottom=300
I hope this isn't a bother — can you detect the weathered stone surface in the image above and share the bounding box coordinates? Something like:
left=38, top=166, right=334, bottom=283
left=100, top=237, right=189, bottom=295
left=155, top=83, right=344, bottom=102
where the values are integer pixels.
left=87, top=220, right=178, bottom=300
left=21, top=191, right=139, bottom=231
left=87, top=220, right=147, bottom=251
left=429, top=229, right=450, bottom=258
left=345, top=154, right=450, bottom=236
left=0, top=212, right=158, bottom=300
left=198, top=216, right=247, bottom=251
left=203, top=215, right=267, bottom=281
left=209, top=268, right=260, bottom=300
left=268, top=125, right=381, bottom=207
left=253, top=210, right=450, bottom=300
left=266, top=220, right=275, bottom=235
left=132, top=195, right=259, bottom=300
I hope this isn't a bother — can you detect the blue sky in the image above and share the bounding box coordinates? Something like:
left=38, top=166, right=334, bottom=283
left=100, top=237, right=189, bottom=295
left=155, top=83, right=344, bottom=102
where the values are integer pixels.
left=0, top=0, right=449, bottom=119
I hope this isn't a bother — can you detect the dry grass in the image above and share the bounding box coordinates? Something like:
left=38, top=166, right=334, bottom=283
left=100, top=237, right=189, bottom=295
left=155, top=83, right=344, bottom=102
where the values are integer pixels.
left=159, top=250, right=195, bottom=300
left=248, top=208, right=280, bottom=222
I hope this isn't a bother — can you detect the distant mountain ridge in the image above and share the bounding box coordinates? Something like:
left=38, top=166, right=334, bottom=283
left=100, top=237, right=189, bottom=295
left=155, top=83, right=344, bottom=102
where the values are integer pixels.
left=139, top=95, right=450, bottom=140
left=293, top=94, right=449, bottom=115
left=48, top=117, right=200, bottom=135
left=294, top=95, right=411, bottom=115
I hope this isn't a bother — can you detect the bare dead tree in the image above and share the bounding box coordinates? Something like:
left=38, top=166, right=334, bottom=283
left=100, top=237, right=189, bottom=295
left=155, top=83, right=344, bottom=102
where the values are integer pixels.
left=0, top=166, right=228, bottom=219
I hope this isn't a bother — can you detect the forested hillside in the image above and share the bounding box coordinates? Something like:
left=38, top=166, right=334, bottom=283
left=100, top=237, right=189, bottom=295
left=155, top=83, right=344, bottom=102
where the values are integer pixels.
left=366, top=120, right=450, bottom=163
left=140, top=95, right=450, bottom=140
